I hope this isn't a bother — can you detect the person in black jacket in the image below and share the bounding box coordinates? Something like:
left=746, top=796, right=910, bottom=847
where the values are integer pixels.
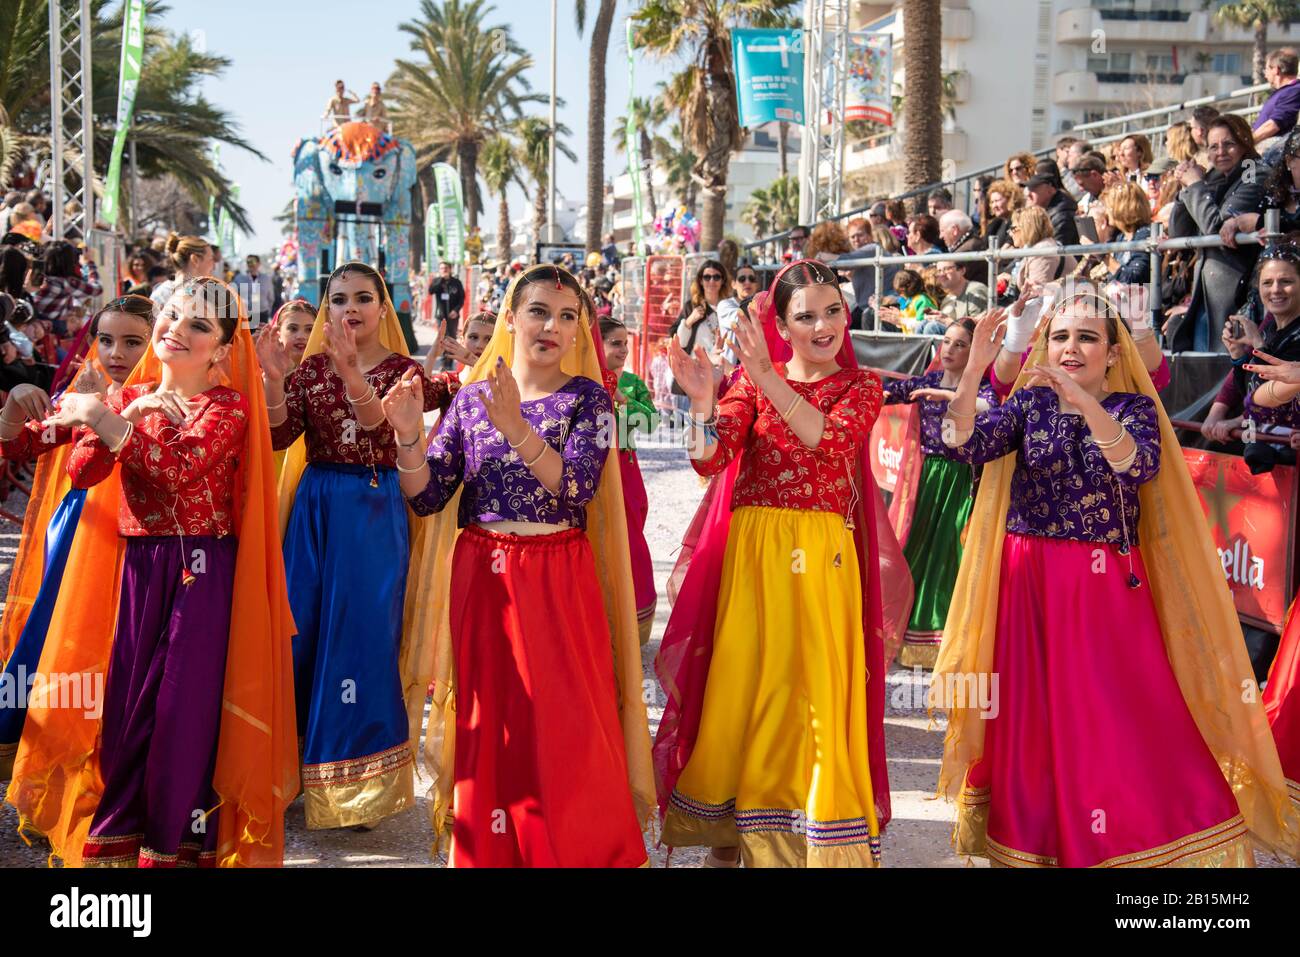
left=427, top=260, right=466, bottom=370
left=1168, top=114, right=1267, bottom=352
left=1025, top=173, right=1079, bottom=247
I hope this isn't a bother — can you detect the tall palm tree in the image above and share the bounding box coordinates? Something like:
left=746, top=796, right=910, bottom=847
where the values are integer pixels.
left=1210, top=1, right=1300, bottom=83
left=632, top=0, right=799, bottom=252
left=0, top=0, right=263, bottom=231
left=515, top=115, right=577, bottom=250
left=479, top=134, right=520, bottom=262
left=741, top=175, right=797, bottom=240
left=576, top=0, right=618, bottom=254
left=902, top=0, right=943, bottom=210
left=389, top=0, right=546, bottom=231
left=653, top=124, right=697, bottom=214
left=611, top=95, right=669, bottom=224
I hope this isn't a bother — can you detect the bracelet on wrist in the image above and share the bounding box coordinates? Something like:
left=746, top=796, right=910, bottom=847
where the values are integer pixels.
left=266, top=398, right=287, bottom=412
left=398, top=431, right=425, bottom=450
left=523, top=443, right=548, bottom=468
left=507, top=428, right=533, bottom=450
left=945, top=407, right=975, bottom=421
left=106, top=420, right=134, bottom=455
left=396, top=459, right=427, bottom=474
left=1093, top=424, right=1128, bottom=450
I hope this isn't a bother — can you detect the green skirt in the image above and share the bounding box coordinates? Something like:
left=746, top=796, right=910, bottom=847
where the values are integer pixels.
left=899, top=454, right=974, bottom=669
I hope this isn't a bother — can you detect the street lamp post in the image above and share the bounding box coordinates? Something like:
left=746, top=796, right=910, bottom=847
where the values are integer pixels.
left=549, top=0, right=558, bottom=245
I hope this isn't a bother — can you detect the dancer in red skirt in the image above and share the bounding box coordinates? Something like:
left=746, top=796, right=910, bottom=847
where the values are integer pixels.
left=381, top=264, right=654, bottom=867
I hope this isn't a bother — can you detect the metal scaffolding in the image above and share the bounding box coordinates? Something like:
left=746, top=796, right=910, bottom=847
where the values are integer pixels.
left=798, top=0, right=849, bottom=225
left=48, top=0, right=95, bottom=240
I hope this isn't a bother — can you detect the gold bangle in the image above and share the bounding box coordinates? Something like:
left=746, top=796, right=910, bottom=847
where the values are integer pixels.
left=780, top=394, right=802, bottom=422
left=345, top=384, right=377, bottom=406
left=523, top=442, right=548, bottom=468
left=507, top=428, right=533, bottom=450
left=396, top=459, right=427, bottom=474
left=1093, top=425, right=1127, bottom=449
left=266, top=398, right=287, bottom=412
left=946, top=407, right=975, bottom=421
left=107, top=420, right=134, bottom=455
left=1268, top=380, right=1281, bottom=402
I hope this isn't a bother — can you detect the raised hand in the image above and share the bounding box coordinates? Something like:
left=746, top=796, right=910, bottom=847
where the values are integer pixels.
left=1025, top=362, right=1094, bottom=410
left=667, top=339, right=715, bottom=405
left=732, top=309, right=774, bottom=380
left=5, top=383, right=53, bottom=421
left=969, top=308, right=1008, bottom=371
left=256, top=327, right=294, bottom=383
left=42, top=392, right=105, bottom=430
left=381, top=366, right=425, bottom=438
left=480, top=356, right=527, bottom=441
left=321, top=310, right=360, bottom=380
left=1243, top=349, right=1300, bottom=385
left=911, top=387, right=959, bottom=404
left=72, top=361, right=108, bottom=395
left=121, top=388, right=191, bottom=426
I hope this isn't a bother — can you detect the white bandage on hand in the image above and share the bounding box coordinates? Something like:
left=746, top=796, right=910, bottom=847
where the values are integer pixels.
left=1003, top=298, right=1042, bottom=354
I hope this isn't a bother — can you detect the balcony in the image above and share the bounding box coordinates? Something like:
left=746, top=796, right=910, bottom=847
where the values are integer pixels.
left=1053, top=69, right=1184, bottom=105
left=1057, top=7, right=1209, bottom=44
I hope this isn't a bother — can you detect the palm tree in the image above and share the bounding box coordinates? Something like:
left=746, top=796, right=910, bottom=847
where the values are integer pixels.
left=902, top=0, right=943, bottom=210
left=632, top=0, right=800, bottom=252
left=389, top=0, right=546, bottom=231
left=479, top=135, right=520, bottom=262
left=1210, top=1, right=1300, bottom=83
left=741, top=175, right=797, bottom=240
left=576, top=0, right=618, bottom=254
left=515, top=116, right=577, bottom=251
left=0, top=1, right=263, bottom=231
left=611, top=95, right=669, bottom=224
left=654, top=124, right=697, bottom=214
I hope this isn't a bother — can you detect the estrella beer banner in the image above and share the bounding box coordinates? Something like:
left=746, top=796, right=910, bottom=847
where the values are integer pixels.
left=1182, top=450, right=1294, bottom=630
left=869, top=405, right=909, bottom=494
left=101, top=0, right=146, bottom=227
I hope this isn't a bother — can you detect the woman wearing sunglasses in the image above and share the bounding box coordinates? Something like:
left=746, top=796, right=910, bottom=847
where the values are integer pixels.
left=717, top=265, right=761, bottom=367
left=668, top=260, right=732, bottom=425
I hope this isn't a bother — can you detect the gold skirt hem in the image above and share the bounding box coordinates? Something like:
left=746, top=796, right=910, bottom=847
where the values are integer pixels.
left=302, top=750, right=415, bottom=830
left=956, top=789, right=1253, bottom=868
left=662, top=806, right=880, bottom=868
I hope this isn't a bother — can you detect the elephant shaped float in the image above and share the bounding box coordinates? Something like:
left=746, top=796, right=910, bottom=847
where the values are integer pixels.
left=293, top=121, right=418, bottom=349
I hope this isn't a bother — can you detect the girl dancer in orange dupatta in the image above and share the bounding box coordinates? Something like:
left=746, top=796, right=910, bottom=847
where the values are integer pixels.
left=5, top=278, right=297, bottom=867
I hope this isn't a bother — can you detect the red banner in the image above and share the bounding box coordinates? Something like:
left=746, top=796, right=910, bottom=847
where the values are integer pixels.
left=1183, top=449, right=1296, bottom=631
left=869, top=405, right=911, bottom=494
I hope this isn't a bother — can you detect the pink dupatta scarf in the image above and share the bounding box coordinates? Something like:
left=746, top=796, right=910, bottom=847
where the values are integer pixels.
left=653, top=260, right=913, bottom=828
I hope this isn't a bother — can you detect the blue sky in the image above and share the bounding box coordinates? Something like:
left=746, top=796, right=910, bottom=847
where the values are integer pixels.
left=158, top=0, right=679, bottom=254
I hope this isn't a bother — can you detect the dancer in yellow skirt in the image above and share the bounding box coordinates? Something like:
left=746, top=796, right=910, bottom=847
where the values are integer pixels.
left=659, top=260, right=888, bottom=867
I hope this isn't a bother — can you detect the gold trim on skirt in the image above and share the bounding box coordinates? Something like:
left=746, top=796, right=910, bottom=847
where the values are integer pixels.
left=302, top=743, right=415, bottom=829
left=899, top=633, right=942, bottom=670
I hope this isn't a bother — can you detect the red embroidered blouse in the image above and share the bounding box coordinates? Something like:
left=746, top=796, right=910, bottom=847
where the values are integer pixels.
left=695, top=366, right=882, bottom=516
left=68, top=384, right=249, bottom=537
left=0, top=420, right=73, bottom=463
left=270, top=353, right=458, bottom=467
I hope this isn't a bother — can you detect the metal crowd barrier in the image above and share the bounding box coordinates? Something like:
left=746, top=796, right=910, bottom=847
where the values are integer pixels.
left=817, top=208, right=1284, bottom=338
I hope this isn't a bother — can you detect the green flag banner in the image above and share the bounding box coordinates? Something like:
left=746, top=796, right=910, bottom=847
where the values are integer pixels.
left=432, top=163, right=465, bottom=265
left=625, top=19, right=645, bottom=252
left=100, top=0, right=146, bottom=227
left=426, top=202, right=442, bottom=265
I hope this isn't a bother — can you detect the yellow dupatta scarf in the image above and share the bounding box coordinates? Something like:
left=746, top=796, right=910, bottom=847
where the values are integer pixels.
left=273, top=266, right=441, bottom=772
left=930, top=307, right=1300, bottom=860
left=417, top=264, right=656, bottom=851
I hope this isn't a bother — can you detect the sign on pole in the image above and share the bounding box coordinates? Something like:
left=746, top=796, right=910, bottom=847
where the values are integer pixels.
left=731, top=28, right=805, bottom=127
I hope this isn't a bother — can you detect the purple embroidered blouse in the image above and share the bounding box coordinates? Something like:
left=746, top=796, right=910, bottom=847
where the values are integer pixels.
left=882, top=370, right=1001, bottom=456
left=408, top=374, right=612, bottom=529
left=944, top=386, right=1161, bottom=545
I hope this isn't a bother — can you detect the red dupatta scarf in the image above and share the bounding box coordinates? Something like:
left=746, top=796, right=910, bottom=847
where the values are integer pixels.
left=652, top=260, right=913, bottom=828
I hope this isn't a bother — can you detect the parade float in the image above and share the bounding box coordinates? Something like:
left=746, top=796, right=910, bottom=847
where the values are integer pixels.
left=292, top=120, right=419, bottom=349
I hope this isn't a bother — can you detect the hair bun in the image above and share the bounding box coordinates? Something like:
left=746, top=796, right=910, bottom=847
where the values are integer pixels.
left=165, top=232, right=181, bottom=254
